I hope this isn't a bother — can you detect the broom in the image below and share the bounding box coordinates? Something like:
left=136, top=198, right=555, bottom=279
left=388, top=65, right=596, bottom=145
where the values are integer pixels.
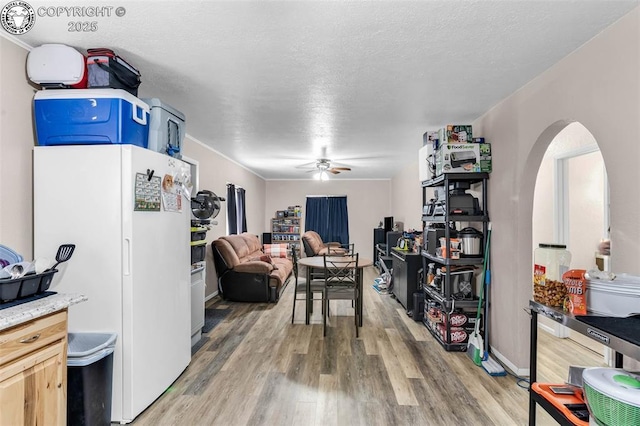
left=466, top=223, right=491, bottom=366
left=478, top=227, right=506, bottom=376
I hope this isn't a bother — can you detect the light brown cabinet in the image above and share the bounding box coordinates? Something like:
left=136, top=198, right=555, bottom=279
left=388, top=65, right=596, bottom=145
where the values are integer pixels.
left=0, top=310, right=68, bottom=425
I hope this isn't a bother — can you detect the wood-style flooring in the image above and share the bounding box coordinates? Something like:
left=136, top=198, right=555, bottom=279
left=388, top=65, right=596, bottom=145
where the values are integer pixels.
left=132, top=266, right=604, bottom=426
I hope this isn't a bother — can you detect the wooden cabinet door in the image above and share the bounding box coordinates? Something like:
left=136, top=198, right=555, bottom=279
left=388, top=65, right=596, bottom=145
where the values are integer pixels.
left=0, top=340, right=67, bottom=426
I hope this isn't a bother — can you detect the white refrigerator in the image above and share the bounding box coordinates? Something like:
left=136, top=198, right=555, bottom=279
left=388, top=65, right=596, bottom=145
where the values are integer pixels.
left=34, top=144, right=192, bottom=424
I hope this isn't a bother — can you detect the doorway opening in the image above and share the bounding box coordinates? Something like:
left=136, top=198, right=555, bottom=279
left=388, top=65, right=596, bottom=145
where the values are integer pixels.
left=532, top=121, right=611, bottom=361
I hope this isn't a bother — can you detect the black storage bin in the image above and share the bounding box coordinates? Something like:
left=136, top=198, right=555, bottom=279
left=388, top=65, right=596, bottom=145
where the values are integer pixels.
left=191, top=242, right=206, bottom=263
left=191, top=230, right=207, bottom=241
left=67, top=332, right=117, bottom=426
left=87, top=49, right=141, bottom=96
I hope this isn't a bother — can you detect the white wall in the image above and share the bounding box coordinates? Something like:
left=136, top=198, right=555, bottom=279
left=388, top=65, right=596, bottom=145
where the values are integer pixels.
left=183, top=137, right=266, bottom=298
left=567, top=151, right=605, bottom=270
left=265, top=179, right=391, bottom=261
left=390, top=160, right=423, bottom=232
left=471, top=8, right=640, bottom=370
left=0, top=37, right=37, bottom=259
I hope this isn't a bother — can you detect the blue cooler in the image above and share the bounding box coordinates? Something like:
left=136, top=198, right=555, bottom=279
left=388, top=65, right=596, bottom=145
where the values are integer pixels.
left=141, top=98, right=185, bottom=158
left=34, top=89, right=149, bottom=147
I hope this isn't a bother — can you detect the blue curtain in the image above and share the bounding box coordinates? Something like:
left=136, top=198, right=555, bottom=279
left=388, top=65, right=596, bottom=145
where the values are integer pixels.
left=226, top=184, right=237, bottom=234
left=305, top=196, right=349, bottom=244
left=237, top=187, right=247, bottom=233
left=305, top=197, right=326, bottom=238
left=327, top=196, right=349, bottom=244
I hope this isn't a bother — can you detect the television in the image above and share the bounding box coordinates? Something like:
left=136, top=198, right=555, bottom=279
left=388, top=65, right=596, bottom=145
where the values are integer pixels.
left=384, top=216, right=394, bottom=235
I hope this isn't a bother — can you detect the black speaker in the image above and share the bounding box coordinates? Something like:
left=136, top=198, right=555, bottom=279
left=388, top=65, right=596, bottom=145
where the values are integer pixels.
left=412, top=292, right=425, bottom=321
left=262, top=233, right=272, bottom=244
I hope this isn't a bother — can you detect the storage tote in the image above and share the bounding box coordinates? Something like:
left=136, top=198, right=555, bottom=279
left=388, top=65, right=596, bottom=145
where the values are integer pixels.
left=33, top=89, right=149, bottom=147
left=142, top=98, right=185, bottom=158
left=27, top=44, right=88, bottom=89
left=87, top=48, right=141, bottom=96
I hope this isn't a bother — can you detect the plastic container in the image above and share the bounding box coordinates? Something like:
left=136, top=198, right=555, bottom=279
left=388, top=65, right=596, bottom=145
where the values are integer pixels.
left=0, top=270, right=58, bottom=302
left=190, top=227, right=207, bottom=241
left=27, top=43, right=87, bottom=88
left=0, top=244, right=23, bottom=267
left=587, top=273, right=640, bottom=317
left=33, top=89, right=149, bottom=147
left=191, top=240, right=207, bottom=264
left=533, top=243, right=571, bottom=306
left=142, top=98, right=185, bottom=158
left=67, top=332, right=117, bottom=426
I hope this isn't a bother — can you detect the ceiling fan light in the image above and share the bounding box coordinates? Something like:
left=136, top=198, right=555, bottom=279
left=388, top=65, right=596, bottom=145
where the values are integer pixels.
left=320, top=170, right=329, bottom=181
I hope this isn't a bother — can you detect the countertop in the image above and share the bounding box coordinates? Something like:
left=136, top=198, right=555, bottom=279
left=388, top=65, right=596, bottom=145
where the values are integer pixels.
left=0, top=293, right=87, bottom=331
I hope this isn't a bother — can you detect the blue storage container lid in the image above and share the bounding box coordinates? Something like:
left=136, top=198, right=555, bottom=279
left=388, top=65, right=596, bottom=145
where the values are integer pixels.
left=34, top=88, right=149, bottom=114
left=0, top=244, right=23, bottom=266
left=67, top=332, right=117, bottom=366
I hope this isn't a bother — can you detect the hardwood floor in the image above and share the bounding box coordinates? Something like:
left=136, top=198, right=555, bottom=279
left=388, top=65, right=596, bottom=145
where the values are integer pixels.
left=132, top=266, right=604, bottom=426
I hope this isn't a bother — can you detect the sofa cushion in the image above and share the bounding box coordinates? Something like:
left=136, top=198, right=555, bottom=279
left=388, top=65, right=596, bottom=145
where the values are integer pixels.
left=263, top=243, right=289, bottom=258
left=318, top=246, right=348, bottom=255
left=250, top=254, right=278, bottom=270
left=271, top=257, right=292, bottom=284
left=221, top=234, right=251, bottom=260
left=302, top=231, right=324, bottom=255
left=235, top=260, right=274, bottom=274
left=240, top=233, right=262, bottom=253
left=212, top=238, right=241, bottom=269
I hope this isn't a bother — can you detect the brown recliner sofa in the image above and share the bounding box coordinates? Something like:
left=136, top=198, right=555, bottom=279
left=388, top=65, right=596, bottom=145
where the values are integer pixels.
left=301, top=230, right=348, bottom=257
left=212, top=233, right=293, bottom=302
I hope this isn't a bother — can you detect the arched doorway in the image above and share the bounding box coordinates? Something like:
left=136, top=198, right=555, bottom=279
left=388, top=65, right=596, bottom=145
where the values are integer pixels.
left=532, top=121, right=610, bottom=359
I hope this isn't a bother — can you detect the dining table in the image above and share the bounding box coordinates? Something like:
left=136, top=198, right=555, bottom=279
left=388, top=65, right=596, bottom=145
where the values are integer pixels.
left=296, top=255, right=373, bottom=326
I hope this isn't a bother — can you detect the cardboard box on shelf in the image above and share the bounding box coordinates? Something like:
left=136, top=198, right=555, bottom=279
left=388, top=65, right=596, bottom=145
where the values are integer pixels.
left=435, top=143, right=492, bottom=175
left=423, top=131, right=439, bottom=148
left=439, top=125, right=473, bottom=143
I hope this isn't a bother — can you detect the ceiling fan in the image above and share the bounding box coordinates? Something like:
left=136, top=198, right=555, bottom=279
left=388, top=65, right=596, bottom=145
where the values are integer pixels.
left=314, top=158, right=351, bottom=175
left=295, top=147, right=353, bottom=179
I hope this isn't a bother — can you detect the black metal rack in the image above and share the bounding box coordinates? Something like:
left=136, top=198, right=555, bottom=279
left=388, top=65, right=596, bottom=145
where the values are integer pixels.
left=528, top=301, right=640, bottom=425
left=421, top=172, right=489, bottom=351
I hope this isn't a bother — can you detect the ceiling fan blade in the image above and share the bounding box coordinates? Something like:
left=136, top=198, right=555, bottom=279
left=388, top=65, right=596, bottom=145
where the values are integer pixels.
left=330, top=167, right=351, bottom=171
left=295, top=161, right=319, bottom=169
left=328, top=169, right=341, bottom=174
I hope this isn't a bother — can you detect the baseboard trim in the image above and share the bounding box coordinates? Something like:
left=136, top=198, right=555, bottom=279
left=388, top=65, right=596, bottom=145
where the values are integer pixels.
left=490, top=346, right=530, bottom=377
left=538, top=321, right=557, bottom=336
left=205, top=291, right=218, bottom=302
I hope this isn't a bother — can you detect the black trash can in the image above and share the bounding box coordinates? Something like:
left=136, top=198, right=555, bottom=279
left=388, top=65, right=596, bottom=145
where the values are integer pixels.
left=67, top=332, right=117, bottom=426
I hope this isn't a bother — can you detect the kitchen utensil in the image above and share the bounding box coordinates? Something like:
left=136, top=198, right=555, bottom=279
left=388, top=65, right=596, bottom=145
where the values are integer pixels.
left=0, top=261, right=30, bottom=279
left=459, top=227, right=483, bottom=257
left=9, top=264, right=24, bottom=279
left=582, top=367, right=640, bottom=426
left=48, top=244, right=76, bottom=271
left=398, top=238, right=412, bottom=250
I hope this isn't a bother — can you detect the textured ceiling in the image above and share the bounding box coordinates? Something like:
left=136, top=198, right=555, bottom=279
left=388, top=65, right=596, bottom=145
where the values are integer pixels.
left=9, top=0, right=639, bottom=179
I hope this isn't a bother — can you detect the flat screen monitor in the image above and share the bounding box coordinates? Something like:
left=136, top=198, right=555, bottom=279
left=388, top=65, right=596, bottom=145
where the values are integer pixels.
left=384, top=216, right=394, bottom=235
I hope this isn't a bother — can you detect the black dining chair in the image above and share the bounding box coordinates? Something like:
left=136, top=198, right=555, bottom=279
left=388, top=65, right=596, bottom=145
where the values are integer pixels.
left=322, top=253, right=360, bottom=337
left=291, top=247, right=325, bottom=323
